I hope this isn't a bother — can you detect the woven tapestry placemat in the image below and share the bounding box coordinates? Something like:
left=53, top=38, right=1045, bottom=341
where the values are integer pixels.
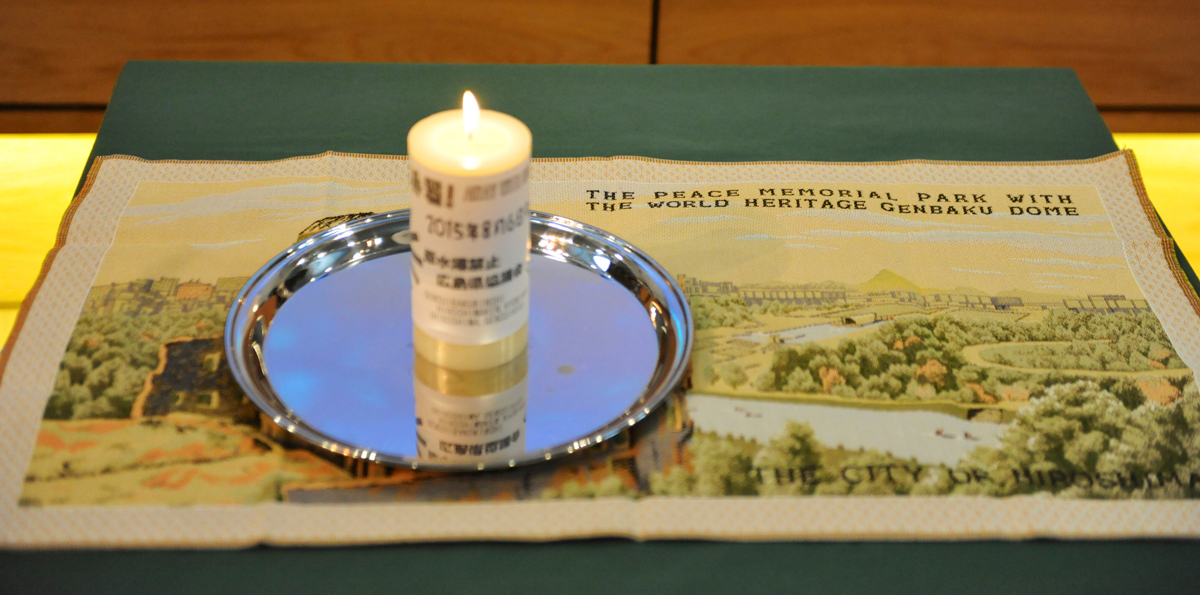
left=2, top=151, right=1198, bottom=547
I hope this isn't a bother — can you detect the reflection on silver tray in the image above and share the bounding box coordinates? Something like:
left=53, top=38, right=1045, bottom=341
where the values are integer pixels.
left=225, top=211, right=692, bottom=472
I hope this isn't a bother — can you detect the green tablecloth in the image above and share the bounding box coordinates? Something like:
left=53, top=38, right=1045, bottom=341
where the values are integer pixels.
left=8, top=61, right=1198, bottom=594
left=89, top=62, right=1117, bottom=165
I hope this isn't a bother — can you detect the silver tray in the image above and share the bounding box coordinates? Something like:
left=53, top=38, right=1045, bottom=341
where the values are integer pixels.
left=225, top=211, right=692, bottom=471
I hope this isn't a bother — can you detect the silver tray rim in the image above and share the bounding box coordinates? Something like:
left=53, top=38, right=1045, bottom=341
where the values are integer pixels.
left=224, top=210, right=693, bottom=472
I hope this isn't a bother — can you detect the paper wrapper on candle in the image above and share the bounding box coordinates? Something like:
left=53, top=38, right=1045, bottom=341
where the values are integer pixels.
left=408, top=106, right=531, bottom=370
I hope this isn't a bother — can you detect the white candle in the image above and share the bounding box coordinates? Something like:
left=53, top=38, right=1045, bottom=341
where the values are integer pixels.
left=408, top=92, right=531, bottom=370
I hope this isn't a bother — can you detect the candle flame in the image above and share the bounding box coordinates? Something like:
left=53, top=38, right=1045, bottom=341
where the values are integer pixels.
left=462, top=91, right=480, bottom=140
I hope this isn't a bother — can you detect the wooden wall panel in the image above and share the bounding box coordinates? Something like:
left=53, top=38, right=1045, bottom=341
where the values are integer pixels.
left=657, top=0, right=1200, bottom=109
left=0, top=110, right=105, bottom=133
left=0, top=0, right=652, bottom=105
left=1102, top=111, right=1200, bottom=133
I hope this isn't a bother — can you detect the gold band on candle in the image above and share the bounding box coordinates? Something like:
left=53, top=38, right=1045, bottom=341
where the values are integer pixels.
left=413, top=348, right=528, bottom=397
left=412, top=323, right=528, bottom=372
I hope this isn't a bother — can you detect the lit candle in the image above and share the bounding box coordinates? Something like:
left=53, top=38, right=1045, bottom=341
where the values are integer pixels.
left=408, top=92, right=531, bottom=370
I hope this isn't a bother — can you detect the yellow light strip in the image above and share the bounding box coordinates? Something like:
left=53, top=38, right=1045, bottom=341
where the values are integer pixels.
left=1, top=134, right=96, bottom=347
left=1113, top=133, right=1200, bottom=271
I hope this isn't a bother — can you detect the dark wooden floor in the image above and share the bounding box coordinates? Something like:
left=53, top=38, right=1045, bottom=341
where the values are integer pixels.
left=3, top=0, right=1197, bottom=132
